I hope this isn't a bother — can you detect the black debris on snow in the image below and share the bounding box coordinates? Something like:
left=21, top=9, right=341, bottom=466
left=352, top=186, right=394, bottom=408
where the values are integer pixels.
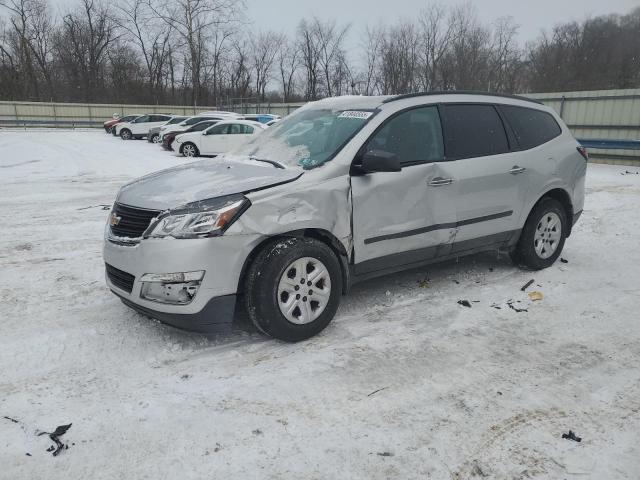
left=521, top=279, right=535, bottom=291
left=38, top=423, right=72, bottom=457
left=562, top=430, right=582, bottom=442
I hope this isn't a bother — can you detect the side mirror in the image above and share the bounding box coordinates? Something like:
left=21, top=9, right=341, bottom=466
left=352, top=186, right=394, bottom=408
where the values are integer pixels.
left=360, top=150, right=401, bottom=173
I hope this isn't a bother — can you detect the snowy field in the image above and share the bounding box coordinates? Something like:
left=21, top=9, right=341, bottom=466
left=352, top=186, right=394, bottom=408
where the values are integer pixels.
left=1, top=130, right=640, bottom=479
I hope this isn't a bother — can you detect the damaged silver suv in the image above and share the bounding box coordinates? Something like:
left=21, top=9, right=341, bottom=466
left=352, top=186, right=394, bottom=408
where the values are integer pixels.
left=104, top=92, right=587, bottom=341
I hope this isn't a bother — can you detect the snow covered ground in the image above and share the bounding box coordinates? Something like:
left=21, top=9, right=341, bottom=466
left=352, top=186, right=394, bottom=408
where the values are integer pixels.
left=1, top=130, right=639, bottom=479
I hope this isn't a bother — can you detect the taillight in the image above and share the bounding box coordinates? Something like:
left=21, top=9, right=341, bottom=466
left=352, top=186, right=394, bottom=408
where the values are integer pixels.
left=577, top=146, right=589, bottom=161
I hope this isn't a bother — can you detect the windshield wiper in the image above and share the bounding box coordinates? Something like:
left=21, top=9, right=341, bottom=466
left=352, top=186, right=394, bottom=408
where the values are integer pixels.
left=249, top=156, right=285, bottom=169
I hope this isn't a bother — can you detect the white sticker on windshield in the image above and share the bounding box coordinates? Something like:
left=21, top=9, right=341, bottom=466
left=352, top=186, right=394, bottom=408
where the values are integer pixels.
left=339, top=111, right=373, bottom=120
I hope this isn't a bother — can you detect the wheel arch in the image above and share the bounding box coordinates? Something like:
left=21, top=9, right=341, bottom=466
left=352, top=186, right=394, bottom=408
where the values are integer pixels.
left=528, top=187, right=575, bottom=237
left=237, top=229, right=351, bottom=297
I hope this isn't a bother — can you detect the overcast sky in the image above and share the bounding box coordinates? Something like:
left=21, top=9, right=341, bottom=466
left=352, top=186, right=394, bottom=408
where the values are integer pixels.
left=246, top=0, right=637, bottom=50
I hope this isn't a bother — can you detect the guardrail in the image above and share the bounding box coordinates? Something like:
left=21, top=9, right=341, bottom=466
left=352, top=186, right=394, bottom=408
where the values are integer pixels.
left=577, top=139, right=640, bottom=150
left=0, top=118, right=102, bottom=128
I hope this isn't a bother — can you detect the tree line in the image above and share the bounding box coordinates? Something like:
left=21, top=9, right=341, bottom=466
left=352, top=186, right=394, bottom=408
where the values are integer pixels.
left=1, top=0, right=639, bottom=107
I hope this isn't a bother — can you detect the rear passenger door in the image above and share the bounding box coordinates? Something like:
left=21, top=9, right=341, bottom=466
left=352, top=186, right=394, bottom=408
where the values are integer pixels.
left=351, top=106, right=458, bottom=273
left=437, top=104, right=529, bottom=252
left=226, top=124, right=255, bottom=151
left=497, top=105, right=563, bottom=210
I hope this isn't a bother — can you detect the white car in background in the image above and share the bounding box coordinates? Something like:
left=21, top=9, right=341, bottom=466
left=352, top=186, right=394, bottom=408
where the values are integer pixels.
left=115, top=114, right=173, bottom=140
left=159, top=114, right=238, bottom=139
left=174, top=120, right=267, bottom=157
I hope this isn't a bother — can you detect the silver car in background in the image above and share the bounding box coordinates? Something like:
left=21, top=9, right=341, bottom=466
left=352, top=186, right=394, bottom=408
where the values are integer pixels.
left=103, top=92, right=587, bottom=341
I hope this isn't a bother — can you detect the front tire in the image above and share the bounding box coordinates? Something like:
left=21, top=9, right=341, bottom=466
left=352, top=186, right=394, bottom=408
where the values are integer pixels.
left=511, top=197, right=567, bottom=270
left=181, top=142, right=199, bottom=157
left=120, top=129, right=132, bottom=140
left=150, top=133, right=160, bottom=143
left=245, top=237, right=342, bottom=342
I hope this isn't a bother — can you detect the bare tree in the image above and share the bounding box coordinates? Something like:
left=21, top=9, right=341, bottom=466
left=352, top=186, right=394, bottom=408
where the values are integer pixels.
left=277, top=36, right=299, bottom=101
left=56, top=0, right=118, bottom=101
left=417, top=2, right=455, bottom=90
left=148, top=0, right=245, bottom=106
left=249, top=30, right=281, bottom=101
left=114, top=0, right=173, bottom=101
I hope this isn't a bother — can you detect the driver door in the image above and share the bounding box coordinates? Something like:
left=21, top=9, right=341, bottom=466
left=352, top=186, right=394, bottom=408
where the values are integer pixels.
left=351, top=106, right=457, bottom=275
left=201, top=124, right=230, bottom=155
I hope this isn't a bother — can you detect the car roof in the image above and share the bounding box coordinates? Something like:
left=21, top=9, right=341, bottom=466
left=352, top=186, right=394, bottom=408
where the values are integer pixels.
left=383, top=91, right=542, bottom=105
left=308, top=92, right=543, bottom=112
left=213, top=119, right=267, bottom=128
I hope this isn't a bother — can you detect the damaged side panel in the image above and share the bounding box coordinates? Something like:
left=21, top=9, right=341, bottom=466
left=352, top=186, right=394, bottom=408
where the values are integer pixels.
left=233, top=174, right=354, bottom=258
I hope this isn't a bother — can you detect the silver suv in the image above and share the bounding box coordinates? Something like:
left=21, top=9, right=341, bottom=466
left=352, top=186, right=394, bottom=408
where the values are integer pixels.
left=103, top=92, right=587, bottom=341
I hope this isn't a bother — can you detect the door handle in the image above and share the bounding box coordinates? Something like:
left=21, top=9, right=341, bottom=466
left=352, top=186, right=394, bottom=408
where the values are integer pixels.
left=509, top=166, right=526, bottom=175
left=428, top=177, right=454, bottom=187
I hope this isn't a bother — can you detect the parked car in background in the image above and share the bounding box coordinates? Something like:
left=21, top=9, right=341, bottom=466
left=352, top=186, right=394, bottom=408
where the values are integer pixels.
left=115, top=114, right=173, bottom=140
left=104, top=114, right=140, bottom=134
left=174, top=120, right=266, bottom=157
left=104, top=92, right=586, bottom=341
left=159, top=115, right=233, bottom=139
left=162, top=120, right=220, bottom=151
left=242, top=113, right=281, bottom=124
left=147, top=116, right=188, bottom=144
left=199, top=110, right=241, bottom=117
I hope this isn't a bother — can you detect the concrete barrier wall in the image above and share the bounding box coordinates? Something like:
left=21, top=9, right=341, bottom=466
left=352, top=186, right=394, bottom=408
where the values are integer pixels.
left=1, top=90, right=638, bottom=165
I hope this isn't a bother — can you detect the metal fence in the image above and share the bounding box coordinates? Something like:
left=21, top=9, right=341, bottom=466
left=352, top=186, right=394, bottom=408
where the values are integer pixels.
left=528, top=89, right=640, bottom=166
left=1, top=89, right=639, bottom=165
left=0, top=100, right=305, bottom=128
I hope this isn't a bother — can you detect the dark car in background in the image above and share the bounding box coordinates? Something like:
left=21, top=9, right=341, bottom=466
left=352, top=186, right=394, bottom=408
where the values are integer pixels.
left=162, top=119, right=220, bottom=151
left=147, top=116, right=188, bottom=144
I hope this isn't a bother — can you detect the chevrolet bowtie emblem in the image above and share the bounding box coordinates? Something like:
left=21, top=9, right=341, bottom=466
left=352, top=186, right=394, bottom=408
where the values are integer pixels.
left=110, top=213, right=121, bottom=226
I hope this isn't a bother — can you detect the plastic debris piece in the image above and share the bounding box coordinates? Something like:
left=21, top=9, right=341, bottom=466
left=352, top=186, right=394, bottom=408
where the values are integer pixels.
left=521, top=279, right=535, bottom=291
left=528, top=291, right=544, bottom=301
left=377, top=452, right=394, bottom=457
left=562, top=430, right=582, bottom=442
left=561, top=258, right=568, bottom=263
left=458, top=300, right=472, bottom=308
left=37, top=423, right=72, bottom=457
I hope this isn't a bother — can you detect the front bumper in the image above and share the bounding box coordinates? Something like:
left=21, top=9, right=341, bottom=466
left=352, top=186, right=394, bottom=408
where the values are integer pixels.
left=114, top=291, right=237, bottom=333
left=103, top=233, right=263, bottom=332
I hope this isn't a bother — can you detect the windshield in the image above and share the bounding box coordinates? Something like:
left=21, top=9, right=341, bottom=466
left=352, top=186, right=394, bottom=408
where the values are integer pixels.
left=167, top=117, right=187, bottom=125
left=231, top=105, right=375, bottom=170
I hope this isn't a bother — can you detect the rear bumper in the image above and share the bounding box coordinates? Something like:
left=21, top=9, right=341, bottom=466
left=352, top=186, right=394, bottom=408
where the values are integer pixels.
left=115, top=291, right=237, bottom=333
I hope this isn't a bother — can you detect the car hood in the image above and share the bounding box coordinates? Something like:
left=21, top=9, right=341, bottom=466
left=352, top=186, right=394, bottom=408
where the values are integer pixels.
left=116, top=159, right=302, bottom=210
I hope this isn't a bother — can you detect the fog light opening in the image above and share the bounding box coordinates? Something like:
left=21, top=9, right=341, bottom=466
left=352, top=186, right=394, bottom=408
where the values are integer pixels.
left=139, top=271, right=204, bottom=305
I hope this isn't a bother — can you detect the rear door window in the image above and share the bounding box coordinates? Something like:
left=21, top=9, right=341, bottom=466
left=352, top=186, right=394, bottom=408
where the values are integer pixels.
left=499, top=106, right=562, bottom=149
left=440, top=104, right=509, bottom=159
left=207, top=124, right=230, bottom=135
left=364, top=106, right=444, bottom=166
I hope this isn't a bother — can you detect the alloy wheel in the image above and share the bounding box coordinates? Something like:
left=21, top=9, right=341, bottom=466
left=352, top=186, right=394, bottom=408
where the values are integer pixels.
left=277, top=257, right=331, bottom=325
left=534, top=212, right=562, bottom=259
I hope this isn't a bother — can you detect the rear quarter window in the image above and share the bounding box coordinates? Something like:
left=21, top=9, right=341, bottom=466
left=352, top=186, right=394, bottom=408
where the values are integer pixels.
left=500, top=105, right=562, bottom=150
left=440, top=104, right=509, bottom=159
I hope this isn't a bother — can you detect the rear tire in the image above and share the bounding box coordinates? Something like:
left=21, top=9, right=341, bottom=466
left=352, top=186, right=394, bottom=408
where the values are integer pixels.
left=511, top=197, right=567, bottom=270
left=181, top=142, right=199, bottom=157
left=150, top=133, right=160, bottom=143
left=245, top=237, right=342, bottom=342
left=120, top=129, right=132, bottom=140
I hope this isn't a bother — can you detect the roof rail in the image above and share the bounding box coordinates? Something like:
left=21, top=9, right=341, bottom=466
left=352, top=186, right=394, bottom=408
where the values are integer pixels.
left=382, top=91, right=543, bottom=105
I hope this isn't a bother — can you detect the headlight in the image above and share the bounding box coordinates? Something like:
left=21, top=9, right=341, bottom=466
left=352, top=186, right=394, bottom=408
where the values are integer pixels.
left=144, top=194, right=250, bottom=239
